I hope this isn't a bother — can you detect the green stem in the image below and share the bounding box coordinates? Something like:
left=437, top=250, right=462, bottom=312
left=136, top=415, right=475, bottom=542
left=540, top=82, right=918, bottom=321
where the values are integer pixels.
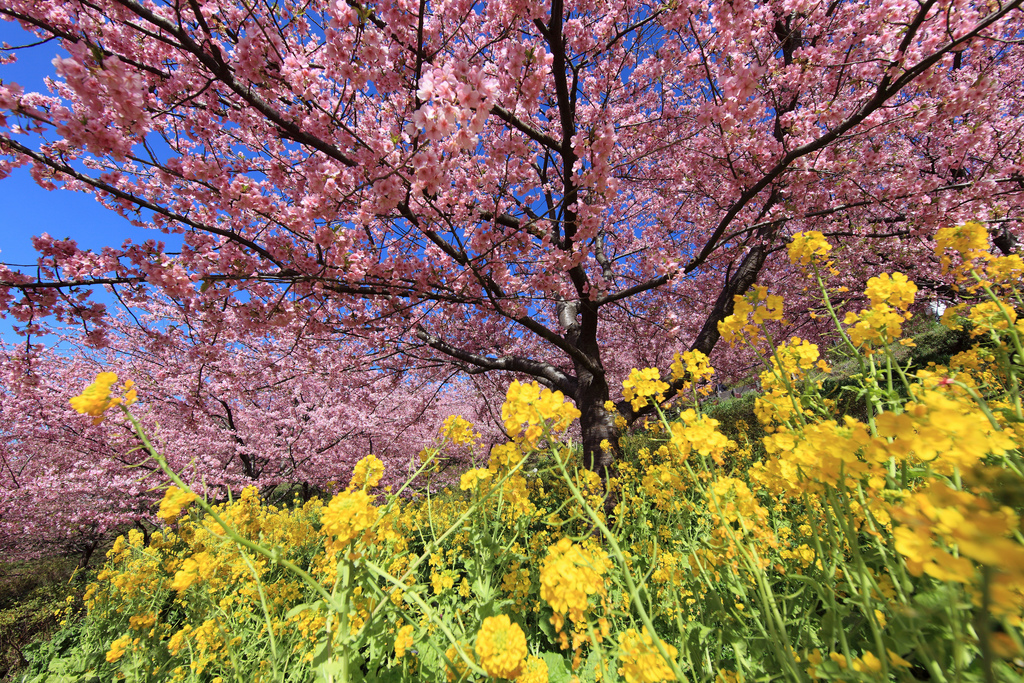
left=552, top=444, right=690, bottom=683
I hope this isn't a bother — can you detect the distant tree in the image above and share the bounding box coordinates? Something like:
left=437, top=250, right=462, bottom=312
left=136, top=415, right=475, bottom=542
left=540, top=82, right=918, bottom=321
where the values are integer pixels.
left=0, top=313, right=491, bottom=562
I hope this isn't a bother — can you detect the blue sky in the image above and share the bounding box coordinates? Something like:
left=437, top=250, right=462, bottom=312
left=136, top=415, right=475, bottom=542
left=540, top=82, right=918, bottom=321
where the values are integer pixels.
left=1, top=21, right=147, bottom=255
left=1, top=21, right=163, bottom=344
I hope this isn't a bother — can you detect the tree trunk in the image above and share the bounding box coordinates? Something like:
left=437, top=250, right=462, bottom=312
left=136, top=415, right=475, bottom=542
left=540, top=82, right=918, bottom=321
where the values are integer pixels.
left=77, top=540, right=97, bottom=571
left=691, top=244, right=769, bottom=355
left=565, top=296, right=621, bottom=479
left=993, top=224, right=1020, bottom=255
left=574, top=366, right=618, bottom=477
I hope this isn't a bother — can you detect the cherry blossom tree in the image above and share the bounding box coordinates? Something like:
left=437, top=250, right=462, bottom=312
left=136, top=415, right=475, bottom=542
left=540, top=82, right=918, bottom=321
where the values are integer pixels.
left=1, top=0, right=1023, bottom=474
left=0, top=343, right=151, bottom=565
left=0, top=306, right=495, bottom=563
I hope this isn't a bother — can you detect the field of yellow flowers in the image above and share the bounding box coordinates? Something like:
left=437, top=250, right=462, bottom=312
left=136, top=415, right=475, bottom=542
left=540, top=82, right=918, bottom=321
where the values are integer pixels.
left=21, top=224, right=1024, bottom=682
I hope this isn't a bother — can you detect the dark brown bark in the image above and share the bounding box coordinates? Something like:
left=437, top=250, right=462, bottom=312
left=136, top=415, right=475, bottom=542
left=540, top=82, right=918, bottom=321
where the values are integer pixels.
left=993, top=224, right=1020, bottom=255
left=77, top=540, right=98, bottom=570
left=573, top=364, right=617, bottom=477
left=691, top=244, right=770, bottom=355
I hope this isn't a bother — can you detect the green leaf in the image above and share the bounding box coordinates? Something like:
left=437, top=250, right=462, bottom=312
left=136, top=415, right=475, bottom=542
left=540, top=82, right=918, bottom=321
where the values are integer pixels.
left=314, top=656, right=347, bottom=683
left=285, top=600, right=322, bottom=620
left=310, top=637, right=333, bottom=668
left=471, top=575, right=494, bottom=604
left=536, top=608, right=557, bottom=645
left=540, top=651, right=573, bottom=683
left=579, top=646, right=619, bottom=683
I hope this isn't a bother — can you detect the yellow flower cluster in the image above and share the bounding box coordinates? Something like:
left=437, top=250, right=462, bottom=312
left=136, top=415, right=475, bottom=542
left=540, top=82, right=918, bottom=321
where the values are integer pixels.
left=787, top=230, right=833, bottom=269
left=459, top=467, right=492, bottom=491
left=617, top=626, right=678, bottom=683
left=708, top=477, right=768, bottom=532
left=444, top=642, right=475, bottom=682
left=321, top=489, right=378, bottom=550
left=987, top=253, right=1024, bottom=288
left=349, top=453, right=385, bottom=490
left=891, top=480, right=1024, bottom=625
left=758, top=420, right=872, bottom=494
left=516, top=656, right=549, bottom=683
left=669, top=349, right=715, bottom=393
left=394, top=624, right=414, bottom=658
left=158, top=486, right=198, bottom=524
left=539, top=538, right=611, bottom=634
left=474, top=614, right=528, bottom=678
left=967, top=300, right=1017, bottom=338
left=441, top=414, right=481, bottom=446
left=668, top=410, right=736, bottom=465
left=841, top=271, right=918, bottom=351
left=718, top=286, right=784, bottom=346
left=843, top=304, right=909, bottom=350
left=622, top=367, right=669, bottom=411
left=502, top=380, right=581, bottom=445
left=934, top=220, right=990, bottom=276
left=169, top=551, right=218, bottom=593
left=771, top=337, right=829, bottom=379
left=864, top=271, right=917, bottom=310
left=69, top=372, right=136, bottom=424
left=873, top=389, right=1015, bottom=471
left=105, top=634, right=133, bottom=663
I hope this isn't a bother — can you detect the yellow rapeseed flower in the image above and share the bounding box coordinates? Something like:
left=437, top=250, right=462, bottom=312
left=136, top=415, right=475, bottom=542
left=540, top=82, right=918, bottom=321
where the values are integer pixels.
left=987, top=254, right=1024, bottom=287
left=539, top=538, right=611, bottom=633
left=516, top=655, right=549, bottom=683
left=128, top=613, right=156, bottom=631
left=967, top=300, right=1017, bottom=337
left=169, top=551, right=216, bottom=593
left=441, top=415, right=481, bottom=446
left=617, top=626, right=678, bottom=683
left=788, top=231, right=832, bottom=268
left=852, top=651, right=882, bottom=674
left=488, top=442, right=528, bottom=474
left=935, top=221, right=990, bottom=275
left=718, top=287, right=784, bottom=346
left=474, top=614, right=528, bottom=679
left=394, top=624, right=414, bottom=658
left=70, top=372, right=136, bottom=424
left=321, top=489, right=378, bottom=549
left=843, top=303, right=907, bottom=350
left=459, top=468, right=492, bottom=491
left=158, top=486, right=198, bottom=525
left=501, top=380, right=581, bottom=444
left=622, top=367, right=669, bottom=411
left=349, top=454, right=385, bottom=490
left=864, top=272, right=917, bottom=310
left=105, top=634, right=132, bottom=663
left=669, top=349, right=715, bottom=388
left=444, top=642, right=475, bottom=682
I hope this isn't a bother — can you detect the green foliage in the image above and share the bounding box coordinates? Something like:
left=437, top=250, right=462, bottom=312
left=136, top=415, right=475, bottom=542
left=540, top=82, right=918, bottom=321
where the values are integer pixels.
left=703, top=393, right=766, bottom=460
left=0, top=556, right=83, bottom=681
left=906, top=321, right=974, bottom=369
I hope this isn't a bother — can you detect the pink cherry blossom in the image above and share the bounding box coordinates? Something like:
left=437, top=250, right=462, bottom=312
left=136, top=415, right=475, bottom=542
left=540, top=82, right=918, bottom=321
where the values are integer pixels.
left=0, top=0, right=1020, bottom=486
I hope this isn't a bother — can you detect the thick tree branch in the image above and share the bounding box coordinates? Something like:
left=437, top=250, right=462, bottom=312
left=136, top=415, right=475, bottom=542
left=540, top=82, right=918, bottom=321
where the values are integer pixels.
left=414, top=326, right=578, bottom=395
left=491, top=105, right=562, bottom=150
